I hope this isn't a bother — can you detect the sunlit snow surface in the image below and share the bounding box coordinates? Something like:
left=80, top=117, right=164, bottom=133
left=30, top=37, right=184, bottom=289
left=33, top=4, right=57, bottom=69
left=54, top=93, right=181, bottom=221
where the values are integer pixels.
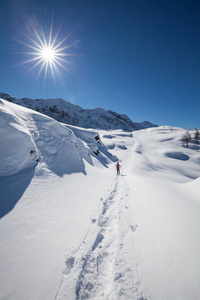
left=0, top=98, right=200, bottom=300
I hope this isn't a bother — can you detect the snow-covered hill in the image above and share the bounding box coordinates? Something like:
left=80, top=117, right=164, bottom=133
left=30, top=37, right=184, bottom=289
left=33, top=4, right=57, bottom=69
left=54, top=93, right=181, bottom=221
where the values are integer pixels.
left=0, top=99, right=200, bottom=300
left=0, top=99, right=91, bottom=178
left=0, top=92, right=157, bottom=131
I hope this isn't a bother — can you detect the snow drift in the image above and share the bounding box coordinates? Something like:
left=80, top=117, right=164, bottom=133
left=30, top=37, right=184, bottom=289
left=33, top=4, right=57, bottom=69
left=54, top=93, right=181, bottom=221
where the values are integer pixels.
left=0, top=98, right=93, bottom=178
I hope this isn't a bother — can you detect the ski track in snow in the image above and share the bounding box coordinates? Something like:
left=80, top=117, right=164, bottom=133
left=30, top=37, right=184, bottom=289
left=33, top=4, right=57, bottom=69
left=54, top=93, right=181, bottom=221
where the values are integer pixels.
left=55, top=175, right=149, bottom=300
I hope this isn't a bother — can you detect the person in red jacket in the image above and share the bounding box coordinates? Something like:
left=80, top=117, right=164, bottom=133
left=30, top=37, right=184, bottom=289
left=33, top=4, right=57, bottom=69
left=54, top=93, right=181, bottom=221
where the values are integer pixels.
left=116, top=161, right=120, bottom=175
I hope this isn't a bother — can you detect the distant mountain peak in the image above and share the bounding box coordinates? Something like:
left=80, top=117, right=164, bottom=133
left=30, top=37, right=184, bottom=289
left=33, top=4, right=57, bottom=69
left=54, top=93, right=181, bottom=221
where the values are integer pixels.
left=0, top=92, right=157, bottom=131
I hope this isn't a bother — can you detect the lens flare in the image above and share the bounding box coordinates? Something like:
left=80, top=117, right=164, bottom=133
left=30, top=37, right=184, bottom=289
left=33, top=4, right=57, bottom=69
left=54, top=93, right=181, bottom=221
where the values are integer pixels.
left=19, top=22, right=74, bottom=80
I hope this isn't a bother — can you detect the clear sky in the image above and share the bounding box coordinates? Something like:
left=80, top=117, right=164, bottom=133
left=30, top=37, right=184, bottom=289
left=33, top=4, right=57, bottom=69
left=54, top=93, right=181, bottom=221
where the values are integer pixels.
left=0, top=0, right=199, bottom=128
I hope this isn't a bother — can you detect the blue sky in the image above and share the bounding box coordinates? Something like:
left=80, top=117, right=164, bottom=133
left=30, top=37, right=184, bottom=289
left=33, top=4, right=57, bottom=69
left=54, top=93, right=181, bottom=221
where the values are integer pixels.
left=0, top=0, right=199, bottom=128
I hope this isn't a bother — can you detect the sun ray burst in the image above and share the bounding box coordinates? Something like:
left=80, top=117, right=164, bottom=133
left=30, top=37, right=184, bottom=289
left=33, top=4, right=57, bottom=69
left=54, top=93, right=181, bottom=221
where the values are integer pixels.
left=19, top=22, right=74, bottom=80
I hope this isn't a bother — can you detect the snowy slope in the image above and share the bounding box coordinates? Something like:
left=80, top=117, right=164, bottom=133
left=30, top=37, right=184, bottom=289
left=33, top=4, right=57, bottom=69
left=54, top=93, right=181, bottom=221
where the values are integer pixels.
left=0, top=92, right=157, bottom=131
left=117, top=127, right=200, bottom=300
left=0, top=99, right=200, bottom=300
left=0, top=99, right=95, bottom=178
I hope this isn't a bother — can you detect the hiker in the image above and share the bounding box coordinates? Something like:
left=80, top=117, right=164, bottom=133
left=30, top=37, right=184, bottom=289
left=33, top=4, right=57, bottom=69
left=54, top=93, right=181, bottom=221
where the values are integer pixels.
left=116, top=161, right=120, bottom=175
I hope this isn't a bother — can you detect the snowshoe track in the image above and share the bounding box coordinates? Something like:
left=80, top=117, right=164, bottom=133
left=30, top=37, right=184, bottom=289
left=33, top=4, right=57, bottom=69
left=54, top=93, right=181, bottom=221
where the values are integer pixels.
left=55, top=176, right=149, bottom=300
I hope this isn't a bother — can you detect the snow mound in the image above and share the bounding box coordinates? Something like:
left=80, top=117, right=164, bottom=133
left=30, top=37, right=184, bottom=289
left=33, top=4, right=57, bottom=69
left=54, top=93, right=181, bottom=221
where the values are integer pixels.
left=0, top=100, right=38, bottom=176
left=66, top=124, right=118, bottom=166
left=0, top=99, right=92, bottom=177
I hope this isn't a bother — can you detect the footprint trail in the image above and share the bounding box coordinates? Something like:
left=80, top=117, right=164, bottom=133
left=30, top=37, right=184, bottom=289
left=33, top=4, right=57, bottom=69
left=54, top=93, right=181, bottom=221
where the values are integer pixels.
left=55, top=176, right=149, bottom=300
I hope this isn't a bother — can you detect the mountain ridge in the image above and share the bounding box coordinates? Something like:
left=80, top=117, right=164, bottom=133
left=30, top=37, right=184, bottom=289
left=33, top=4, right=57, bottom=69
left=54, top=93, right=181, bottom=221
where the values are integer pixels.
left=0, top=92, right=157, bottom=131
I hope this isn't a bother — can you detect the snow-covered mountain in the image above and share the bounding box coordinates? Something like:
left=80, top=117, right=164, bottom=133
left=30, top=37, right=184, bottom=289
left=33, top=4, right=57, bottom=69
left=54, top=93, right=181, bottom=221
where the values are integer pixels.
left=0, top=98, right=200, bottom=300
left=0, top=92, right=157, bottom=131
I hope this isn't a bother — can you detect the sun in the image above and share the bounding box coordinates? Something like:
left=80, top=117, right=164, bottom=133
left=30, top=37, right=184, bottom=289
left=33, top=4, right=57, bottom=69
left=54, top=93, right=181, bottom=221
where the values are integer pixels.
left=19, top=22, right=74, bottom=80
left=42, top=46, right=55, bottom=62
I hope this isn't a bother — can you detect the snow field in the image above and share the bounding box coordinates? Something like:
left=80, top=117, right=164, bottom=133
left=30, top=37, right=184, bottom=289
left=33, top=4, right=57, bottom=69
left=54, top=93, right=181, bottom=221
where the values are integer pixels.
left=0, top=99, right=200, bottom=300
left=128, top=127, right=200, bottom=182
left=118, top=127, right=200, bottom=300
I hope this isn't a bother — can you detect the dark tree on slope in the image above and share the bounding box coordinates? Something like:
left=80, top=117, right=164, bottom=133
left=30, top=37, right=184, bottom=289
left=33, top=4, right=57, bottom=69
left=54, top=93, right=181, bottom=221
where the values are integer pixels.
left=194, top=128, right=199, bottom=143
left=181, top=131, right=191, bottom=147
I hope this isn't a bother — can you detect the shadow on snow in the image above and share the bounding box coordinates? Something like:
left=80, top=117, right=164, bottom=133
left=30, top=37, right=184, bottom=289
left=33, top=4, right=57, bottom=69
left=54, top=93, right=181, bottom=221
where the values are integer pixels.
left=0, top=167, right=35, bottom=218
